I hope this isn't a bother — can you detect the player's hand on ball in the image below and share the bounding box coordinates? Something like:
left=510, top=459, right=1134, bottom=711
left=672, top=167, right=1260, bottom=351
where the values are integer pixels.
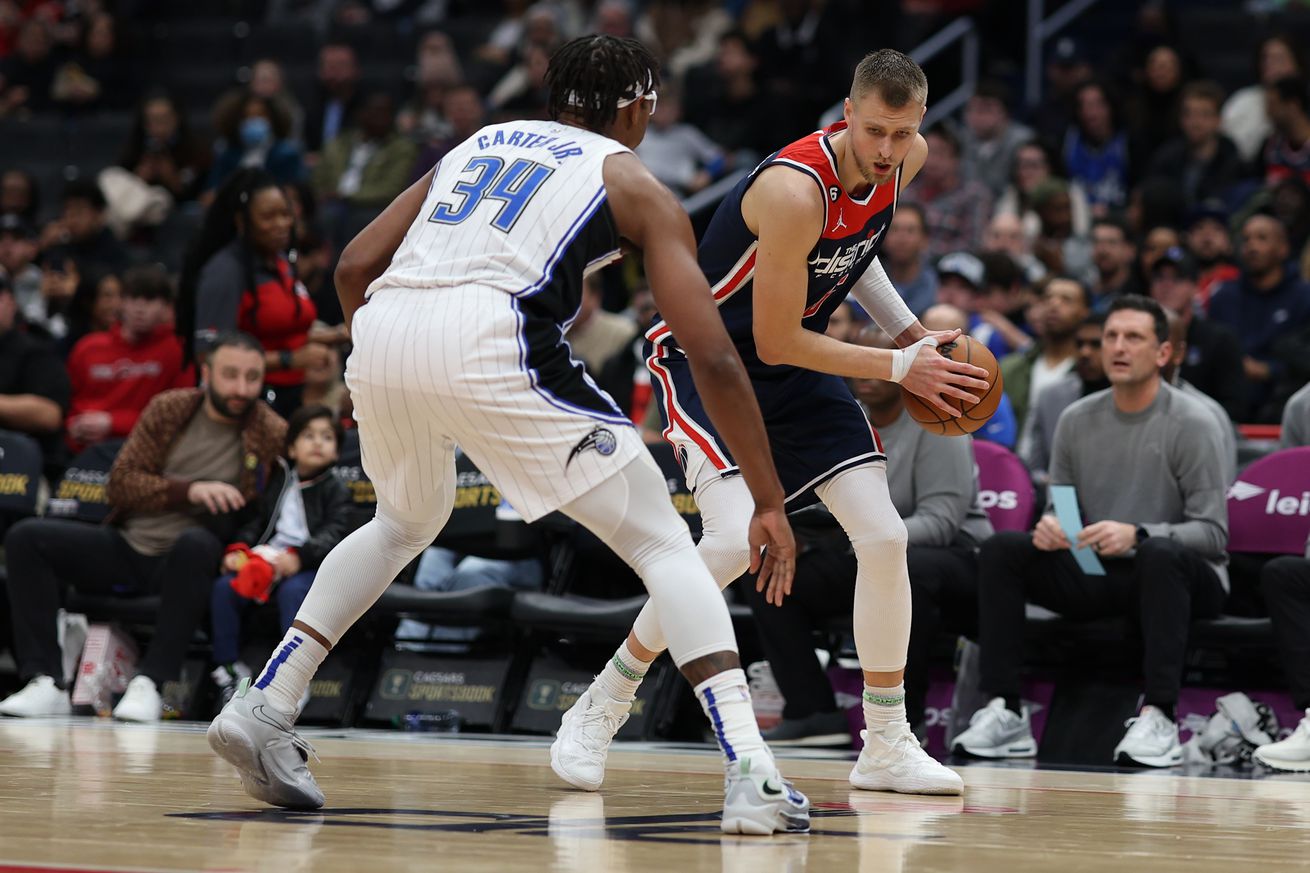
left=1077, top=520, right=1136, bottom=558
left=1032, top=514, right=1071, bottom=551
left=914, top=328, right=966, bottom=348
left=900, top=333, right=991, bottom=418
left=749, top=507, right=795, bottom=607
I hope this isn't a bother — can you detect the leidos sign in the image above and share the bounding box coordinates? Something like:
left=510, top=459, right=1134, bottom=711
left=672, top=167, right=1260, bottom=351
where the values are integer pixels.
left=1227, top=481, right=1310, bottom=517
left=1226, top=447, right=1310, bottom=555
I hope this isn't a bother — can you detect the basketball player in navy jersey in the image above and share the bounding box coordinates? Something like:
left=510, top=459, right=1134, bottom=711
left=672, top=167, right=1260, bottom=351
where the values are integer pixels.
left=554, top=50, right=987, bottom=796
left=208, top=36, right=812, bottom=835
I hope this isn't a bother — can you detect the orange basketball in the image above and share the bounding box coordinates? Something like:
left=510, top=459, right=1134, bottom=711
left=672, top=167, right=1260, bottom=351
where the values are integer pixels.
left=900, top=335, right=1004, bottom=437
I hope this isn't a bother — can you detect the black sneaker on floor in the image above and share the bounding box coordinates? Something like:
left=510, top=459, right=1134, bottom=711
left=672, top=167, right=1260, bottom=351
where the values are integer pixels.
left=762, top=710, right=852, bottom=747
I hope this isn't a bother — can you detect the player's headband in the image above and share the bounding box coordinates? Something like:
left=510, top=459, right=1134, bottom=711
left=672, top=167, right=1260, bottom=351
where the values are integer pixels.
left=565, top=71, right=656, bottom=112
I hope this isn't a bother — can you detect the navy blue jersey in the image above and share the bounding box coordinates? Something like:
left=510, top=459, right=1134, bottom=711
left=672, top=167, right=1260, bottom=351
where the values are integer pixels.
left=643, top=122, right=897, bottom=503
left=646, top=120, right=900, bottom=378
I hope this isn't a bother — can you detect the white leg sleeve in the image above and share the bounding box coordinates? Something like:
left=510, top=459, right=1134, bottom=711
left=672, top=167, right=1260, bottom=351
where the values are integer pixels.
left=296, top=481, right=454, bottom=648
left=815, top=461, right=911, bottom=673
left=629, top=472, right=754, bottom=653
left=560, top=453, right=739, bottom=667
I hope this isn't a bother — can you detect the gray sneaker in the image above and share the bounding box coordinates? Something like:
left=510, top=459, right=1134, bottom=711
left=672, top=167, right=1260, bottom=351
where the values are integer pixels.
left=721, top=756, right=810, bottom=835
left=762, top=710, right=851, bottom=747
left=207, top=678, right=325, bottom=810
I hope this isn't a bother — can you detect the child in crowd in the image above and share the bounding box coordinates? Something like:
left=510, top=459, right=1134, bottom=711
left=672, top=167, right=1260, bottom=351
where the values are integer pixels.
left=209, top=404, right=354, bottom=704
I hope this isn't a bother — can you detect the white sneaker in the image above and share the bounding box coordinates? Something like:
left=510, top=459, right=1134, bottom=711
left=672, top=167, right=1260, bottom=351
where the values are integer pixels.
left=951, top=697, right=1037, bottom=759
left=1254, top=710, right=1310, bottom=772
left=1113, top=705, right=1182, bottom=767
left=208, top=678, right=324, bottom=809
left=851, top=724, right=964, bottom=795
left=0, top=675, right=71, bottom=717
left=550, top=688, right=631, bottom=791
left=721, top=756, right=810, bottom=835
left=113, top=675, right=163, bottom=723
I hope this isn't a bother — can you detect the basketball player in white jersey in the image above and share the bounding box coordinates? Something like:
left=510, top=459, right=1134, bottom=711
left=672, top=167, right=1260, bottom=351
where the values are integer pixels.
left=552, top=51, right=985, bottom=796
left=207, top=35, right=809, bottom=835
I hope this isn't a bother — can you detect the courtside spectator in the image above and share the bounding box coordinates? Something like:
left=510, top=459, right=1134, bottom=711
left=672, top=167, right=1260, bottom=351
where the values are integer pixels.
left=209, top=404, right=353, bottom=704
left=954, top=296, right=1229, bottom=768
left=0, top=332, right=284, bottom=721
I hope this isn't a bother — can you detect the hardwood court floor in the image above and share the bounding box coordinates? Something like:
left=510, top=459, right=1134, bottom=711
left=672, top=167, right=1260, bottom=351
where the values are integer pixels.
left=2, top=720, right=1310, bottom=873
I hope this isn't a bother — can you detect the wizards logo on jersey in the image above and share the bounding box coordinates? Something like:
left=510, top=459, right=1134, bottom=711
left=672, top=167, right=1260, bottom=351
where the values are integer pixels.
left=810, top=222, right=888, bottom=278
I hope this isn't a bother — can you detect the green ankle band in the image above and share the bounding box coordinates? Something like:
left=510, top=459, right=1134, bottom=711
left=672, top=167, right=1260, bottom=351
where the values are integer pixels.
left=611, top=655, right=645, bottom=682
left=863, top=690, right=904, bottom=707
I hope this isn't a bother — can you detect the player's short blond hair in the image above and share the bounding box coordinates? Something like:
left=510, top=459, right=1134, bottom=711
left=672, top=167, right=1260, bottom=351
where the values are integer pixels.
left=851, top=49, right=928, bottom=107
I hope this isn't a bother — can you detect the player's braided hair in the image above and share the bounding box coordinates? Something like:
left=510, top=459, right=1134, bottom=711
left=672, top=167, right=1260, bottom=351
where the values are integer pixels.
left=546, top=35, right=661, bottom=131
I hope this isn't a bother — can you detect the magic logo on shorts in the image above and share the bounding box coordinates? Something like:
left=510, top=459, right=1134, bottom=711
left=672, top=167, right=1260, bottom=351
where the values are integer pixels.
left=566, top=426, right=617, bottom=469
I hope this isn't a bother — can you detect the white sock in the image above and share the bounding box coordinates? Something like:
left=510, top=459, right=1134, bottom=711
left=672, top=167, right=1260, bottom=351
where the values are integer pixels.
left=254, top=629, right=328, bottom=716
left=250, top=511, right=440, bottom=716
left=863, top=683, right=908, bottom=734
left=694, top=668, right=772, bottom=769
left=594, top=640, right=653, bottom=703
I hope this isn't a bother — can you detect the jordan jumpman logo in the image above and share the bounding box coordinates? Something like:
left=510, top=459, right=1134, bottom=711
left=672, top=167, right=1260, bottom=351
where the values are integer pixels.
left=832, top=208, right=847, bottom=232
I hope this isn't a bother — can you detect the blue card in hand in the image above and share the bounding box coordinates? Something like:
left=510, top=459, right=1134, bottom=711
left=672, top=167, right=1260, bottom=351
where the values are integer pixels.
left=1050, top=484, right=1105, bottom=576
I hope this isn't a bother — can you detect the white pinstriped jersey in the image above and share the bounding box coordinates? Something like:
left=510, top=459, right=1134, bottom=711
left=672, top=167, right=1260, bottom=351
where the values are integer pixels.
left=372, top=120, right=630, bottom=322
left=348, top=121, right=644, bottom=522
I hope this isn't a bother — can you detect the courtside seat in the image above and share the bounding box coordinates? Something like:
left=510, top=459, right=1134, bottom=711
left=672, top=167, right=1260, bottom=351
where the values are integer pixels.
left=64, top=592, right=161, bottom=626
left=374, top=583, right=517, bottom=626
left=1022, top=604, right=1273, bottom=651
left=510, top=592, right=648, bottom=637
left=1190, top=615, right=1274, bottom=649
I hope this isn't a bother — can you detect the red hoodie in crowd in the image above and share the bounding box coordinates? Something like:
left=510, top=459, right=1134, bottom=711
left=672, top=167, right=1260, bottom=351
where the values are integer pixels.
left=65, top=322, right=193, bottom=453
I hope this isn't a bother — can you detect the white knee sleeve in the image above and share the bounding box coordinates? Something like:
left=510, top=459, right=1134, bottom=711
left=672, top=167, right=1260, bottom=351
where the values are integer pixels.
left=630, top=474, right=754, bottom=653
left=561, top=453, right=738, bottom=666
left=297, top=491, right=452, bottom=647
left=816, top=462, right=911, bottom=673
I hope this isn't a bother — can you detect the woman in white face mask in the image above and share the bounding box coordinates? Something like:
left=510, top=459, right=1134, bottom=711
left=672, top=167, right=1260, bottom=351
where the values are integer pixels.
left=206, top=90, right=307, bottom=198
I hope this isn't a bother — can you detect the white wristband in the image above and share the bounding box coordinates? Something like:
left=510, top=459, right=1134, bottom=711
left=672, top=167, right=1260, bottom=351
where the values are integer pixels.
left=889, top=336, right=938, bottom=383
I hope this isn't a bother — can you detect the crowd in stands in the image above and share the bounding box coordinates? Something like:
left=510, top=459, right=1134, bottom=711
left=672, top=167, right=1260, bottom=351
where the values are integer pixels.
left=0, top=0, right=1306, bottom=766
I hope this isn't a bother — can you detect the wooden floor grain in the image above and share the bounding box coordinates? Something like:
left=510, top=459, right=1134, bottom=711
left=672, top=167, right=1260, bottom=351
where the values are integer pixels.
left=1, top=719, right=1308, bottom=872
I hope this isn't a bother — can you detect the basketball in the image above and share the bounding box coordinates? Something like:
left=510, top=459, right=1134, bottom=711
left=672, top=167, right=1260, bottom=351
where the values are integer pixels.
left=901, top=336, right=1003, bottom=436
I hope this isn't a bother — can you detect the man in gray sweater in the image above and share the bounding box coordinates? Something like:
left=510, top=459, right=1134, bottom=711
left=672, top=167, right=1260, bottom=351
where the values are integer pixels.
left=744, top=327, right=994, bottom=744
left=953, top=296, right=1230, bottom=768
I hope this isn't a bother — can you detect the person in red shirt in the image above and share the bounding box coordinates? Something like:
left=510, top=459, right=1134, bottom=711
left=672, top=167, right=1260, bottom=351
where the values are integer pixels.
left=65, top=265, right=191, bottom=454
left=180, top=168, right=333, bottom=418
